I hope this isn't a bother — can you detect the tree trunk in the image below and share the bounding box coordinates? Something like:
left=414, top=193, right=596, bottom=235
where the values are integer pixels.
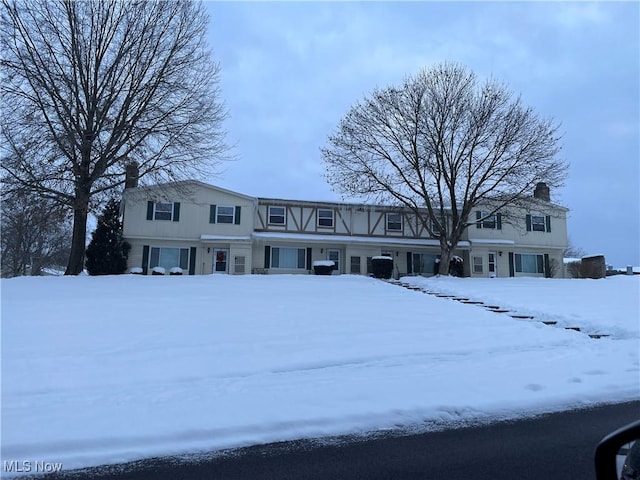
left=30, top=257, right=43, bottom=276
left=438, top=241, right=453, bottom=276
left=65, top=199, right=89, bottom=275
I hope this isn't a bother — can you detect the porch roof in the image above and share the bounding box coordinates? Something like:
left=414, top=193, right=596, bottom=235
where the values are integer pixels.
left=200, top=235, right=253, bottom=243
left=252, top=232, right=470, bottom=248
left=468, top=238, right=516, bottom=245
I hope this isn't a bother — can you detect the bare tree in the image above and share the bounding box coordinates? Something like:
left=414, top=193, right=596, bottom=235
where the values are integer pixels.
left=564, top=238, right=587, bottom=259
left=1, top=0, right=228, bottom=274
left=1, top=191, right=72, bottom=277
left=562, top=239, right=589, bottom=278
left=322, top=63, right=567, bottom=274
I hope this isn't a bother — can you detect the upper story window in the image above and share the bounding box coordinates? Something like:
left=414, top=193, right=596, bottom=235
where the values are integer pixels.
left=146, top=201, right=180, bottom=222
left=217, top=206, right=235, bottom=224
left=431, top=217, right=443, bottom=237
left=476, top=211, right=502, bottom=229
left=317, top=209, right=334, bottom=228
left=209, top=205, right=241, bottom=225
left=526, top=214, right=550, bottom=233
left=386, top=213, right=402, bottom=231
left=155, top=202, right=173, bottom=220
left=268, top=206, right=286, bottom=225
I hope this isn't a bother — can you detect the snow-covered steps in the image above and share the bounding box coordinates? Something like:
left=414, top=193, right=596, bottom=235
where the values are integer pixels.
left=386, top=279, right=612, bottom=340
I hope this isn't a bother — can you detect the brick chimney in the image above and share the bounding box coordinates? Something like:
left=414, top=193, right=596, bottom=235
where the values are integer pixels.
left=533, top=182, right=550, bottom=202
left=125, top=162, right=139, bottom=189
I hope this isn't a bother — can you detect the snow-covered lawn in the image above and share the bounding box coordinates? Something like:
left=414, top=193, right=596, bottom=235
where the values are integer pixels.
left=1, top=274, right=638, bottom=474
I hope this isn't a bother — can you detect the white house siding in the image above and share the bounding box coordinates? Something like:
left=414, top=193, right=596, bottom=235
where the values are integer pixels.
left=250, top=231, right=467, bottom=278
left=122, top=181, right=255, bottom=275
left=466, top=203, right=568, bottom=278
left=121, top=181, right=569, bottom=278
left=253, top=198, right=446, bottom=277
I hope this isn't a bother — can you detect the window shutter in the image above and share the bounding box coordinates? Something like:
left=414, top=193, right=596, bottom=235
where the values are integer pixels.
left=545, top=215, right=551, bottom=233
left=142, top=245, right=150, bottom=275
left=508, top=252, right=515, bottom=277
left=306, top=247, right=312, bottom=270
left=146, top=201, right=154, bottom=220
left=173, top=202, right=180, bottom=222
left=537, top=255, right=545, bottom=274
left=209, top=205, right=216, bottom=224
left=544, top=254, right=550, bottom=278
left=299, top=249, right=307, bottom=269
left=189, top=247, right=197, bottom=275
left=406, top=252, right=413, bottom=274
left=497, top=213, right=502, bottom=230
left=515, top=254, right=523, bottom=273
left=234, top=206, right=241, bottom=225
left=264, top=246, right=271, bottom=268
left=526, top=214, right=532, bottom=231
left=476, top=210, right=482, bottom=229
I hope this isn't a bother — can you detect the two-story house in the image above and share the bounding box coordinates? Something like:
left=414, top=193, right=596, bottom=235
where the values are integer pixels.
left=121, top=177, right=568, bottom=278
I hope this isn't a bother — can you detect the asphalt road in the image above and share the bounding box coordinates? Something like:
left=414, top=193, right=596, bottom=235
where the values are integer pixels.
left=15, top=400, right=640, bottom=480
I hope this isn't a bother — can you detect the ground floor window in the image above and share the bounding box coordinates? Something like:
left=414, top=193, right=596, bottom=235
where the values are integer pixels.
left=271, top=247, right=306, bottom=269
left=327, top=249, right=340, bottom=272
left=350, top=256, right=361, bottom=274
left=515, top=253, right=544, bottom=274
left=150, top=247, right=189, bottom=271
left=412, top=253, right=439, bottom=275
left=488, top=252, right=497, bottom=275
left=234, top=255, right=246, bottom=274
left=473, top=256, right=484, bottom=273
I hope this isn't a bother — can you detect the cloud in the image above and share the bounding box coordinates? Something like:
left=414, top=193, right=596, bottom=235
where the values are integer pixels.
left=547, top=2, right=611, bottom=30
left=205, top=2, right=639, bottom=264
left=604, top=120, right=640, bottom=137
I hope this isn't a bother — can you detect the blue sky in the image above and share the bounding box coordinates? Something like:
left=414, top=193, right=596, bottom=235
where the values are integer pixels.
left=205, top=2, right=639, bottom=267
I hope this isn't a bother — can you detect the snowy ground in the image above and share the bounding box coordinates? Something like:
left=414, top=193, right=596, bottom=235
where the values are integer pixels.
left=1, top=274, right=639, bottom=475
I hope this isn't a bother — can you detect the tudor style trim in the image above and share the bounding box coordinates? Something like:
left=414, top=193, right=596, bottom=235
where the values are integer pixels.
left=122, top=181, right=569, bottom=278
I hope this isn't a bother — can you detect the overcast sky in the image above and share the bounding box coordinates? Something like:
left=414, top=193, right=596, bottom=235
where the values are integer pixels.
left=205, top=1, right=639, bottom=267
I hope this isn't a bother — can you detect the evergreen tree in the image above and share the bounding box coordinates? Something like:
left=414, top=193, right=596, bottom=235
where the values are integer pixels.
left=86, top=199, right=131, bottom=275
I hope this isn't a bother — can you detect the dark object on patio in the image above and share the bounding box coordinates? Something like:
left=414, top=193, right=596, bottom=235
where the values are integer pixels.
left=313, top=260, right=335, bottom=275
left=371, top=256, right=393, bottom=279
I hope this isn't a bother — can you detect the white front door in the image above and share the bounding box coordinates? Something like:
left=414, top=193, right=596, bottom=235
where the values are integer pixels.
left=213, top=248, right=229, bottom=273
left=488, top=251, right=497, bottom=277
left=327, top=249, right=340, bottom=273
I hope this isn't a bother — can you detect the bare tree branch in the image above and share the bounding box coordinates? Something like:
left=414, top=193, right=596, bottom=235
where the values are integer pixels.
left=322, top=62, right=567, bottom=274
left=1, top=0, right=229, bottom=274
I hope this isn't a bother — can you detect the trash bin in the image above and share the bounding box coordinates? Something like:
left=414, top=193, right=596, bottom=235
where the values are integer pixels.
left=313, top=260, right=335, bottom=275
left=371, top=256, right=393, bottom=279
